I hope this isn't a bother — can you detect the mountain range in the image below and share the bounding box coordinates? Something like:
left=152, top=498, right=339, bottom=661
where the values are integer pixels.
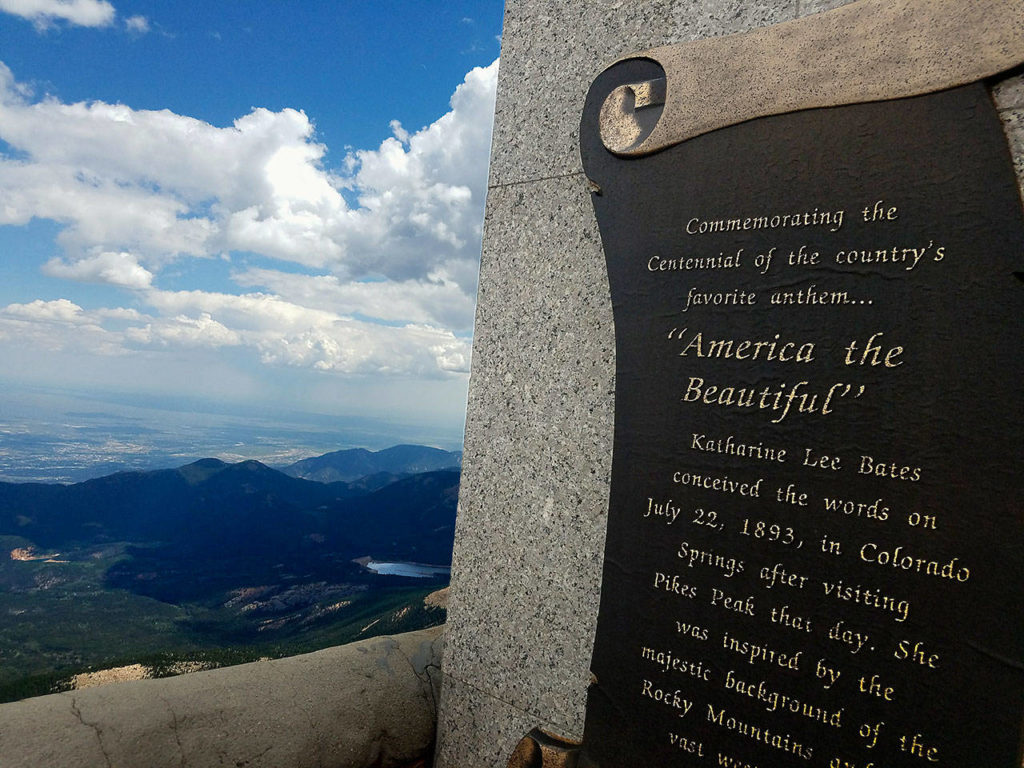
left=1, top=447, right=461, bottom=602
left=280, top=443, right=462, bottom=483
left=0, top=444, right=461, bottom=701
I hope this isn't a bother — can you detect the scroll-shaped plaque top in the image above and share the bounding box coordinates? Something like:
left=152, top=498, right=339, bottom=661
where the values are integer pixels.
left=600, top=0, right=1024, bottom=156
left=573, top=2, right=1024, bottom=767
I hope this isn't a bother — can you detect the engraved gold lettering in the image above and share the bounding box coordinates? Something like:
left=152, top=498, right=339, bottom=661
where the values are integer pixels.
left=667, top=731, right=705, bottom=755
left=683, top=287, right=758, bottom=312
left=899, top=733, right=940, bottom=761
left=706, top=704, right=814, bottom=760
left=859, top=543, right=970, bottom=581
left=759, top=562, right=809, bottom=590
left=724, top=669, right=842, bottom=725
left=647, top=248, right=743, bottom=272
left=639, top=645, right=714, bottom=680
left=689, top=432, right=788, bottom=463
left=652, top=571, right=698, bottom=598
left=677, top=328, right=815, bottom=363
left=857, top=673, right=896, bottom=701
left=858, top=454, right=922, bottom=481
left=640, top=679, right=694, bottom=716
left=893, top=639, right=940, bottom=669
left=678, top=541, right=745, bottom=578
left=720, top=631, right=802, bottom=668
left=686, top=207, right=844, bottom=235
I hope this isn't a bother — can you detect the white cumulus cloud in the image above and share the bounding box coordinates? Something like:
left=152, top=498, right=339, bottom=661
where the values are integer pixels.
left=124, top=312, right=241, bottom=349
left=0, top=298, right=128, bottom=355
left=0, top=288, right=472, bottom=376
left=233, top=266, right=476, bottom=331
left=43, top=250, right=154, bottom=289
left=0, top=58, right=497, bottom=378
left=0, top=0, right=115, bottom=28
left=339, top=61, right=497, bottom=287
left=3, top=297, right=87, bottom=324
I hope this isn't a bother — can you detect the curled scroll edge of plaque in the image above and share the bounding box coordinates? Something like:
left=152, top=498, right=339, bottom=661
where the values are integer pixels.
left=600, top=0, right=1024, bottom=156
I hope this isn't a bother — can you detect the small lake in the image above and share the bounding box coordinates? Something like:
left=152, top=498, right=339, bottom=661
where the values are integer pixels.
left=365, top=560, right=451, bottom=578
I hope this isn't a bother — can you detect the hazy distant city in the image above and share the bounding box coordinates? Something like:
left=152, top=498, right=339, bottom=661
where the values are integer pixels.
left=0, top=384, right=464, bottom=484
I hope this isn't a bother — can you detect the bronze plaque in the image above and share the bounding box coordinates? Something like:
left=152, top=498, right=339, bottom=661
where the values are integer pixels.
left=578, top=59, right=1024, bottom=767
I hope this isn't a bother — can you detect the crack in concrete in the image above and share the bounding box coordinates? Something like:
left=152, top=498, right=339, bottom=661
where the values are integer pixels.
left=392, top=635, right=444, bottom=764
left=423, top=660, right=442, bottom=720
left=69, top=695, right=113, bottom=768
left=394, top=643, right=438, bottom=718
left=235, top=744, right=273, bottom=766
left=157, top=693, right=188, bottom=768
left=443, top=671, right=579, bottom=740
left=428, top=632, right=445, bottom=716
left=489, top=170, right=584, bottom=191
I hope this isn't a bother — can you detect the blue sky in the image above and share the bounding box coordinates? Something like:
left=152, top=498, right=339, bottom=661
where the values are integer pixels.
left=0, top=0, right=503, bottom=459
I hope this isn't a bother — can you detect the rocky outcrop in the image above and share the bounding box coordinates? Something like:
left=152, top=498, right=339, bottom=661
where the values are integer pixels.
left=0, top=626, right=443, bottom=768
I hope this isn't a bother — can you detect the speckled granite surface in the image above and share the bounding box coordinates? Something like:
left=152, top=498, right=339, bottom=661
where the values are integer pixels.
left=436, top=1, right=1024, bottom=765
left=441, top=175, right=614, bottom=742
left=488, top=0, right=800, bottom=187
left=435, top=676, right=571, bottom=768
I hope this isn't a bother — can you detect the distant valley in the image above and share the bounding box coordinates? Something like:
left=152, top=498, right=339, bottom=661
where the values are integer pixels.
left=0, top=445, right=460, bottom=703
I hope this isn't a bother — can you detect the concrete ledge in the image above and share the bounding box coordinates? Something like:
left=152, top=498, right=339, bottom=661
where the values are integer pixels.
left=0, top=626, right=444, bottom=768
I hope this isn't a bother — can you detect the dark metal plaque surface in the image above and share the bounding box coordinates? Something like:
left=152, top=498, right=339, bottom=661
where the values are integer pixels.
left=578, top=60, right=1024, bottom=768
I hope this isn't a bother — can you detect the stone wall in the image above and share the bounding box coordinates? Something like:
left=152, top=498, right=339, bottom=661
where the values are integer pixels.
left=435, top=2, right=1024, bottom=766
left=0, top=626, right=443, bottom=768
